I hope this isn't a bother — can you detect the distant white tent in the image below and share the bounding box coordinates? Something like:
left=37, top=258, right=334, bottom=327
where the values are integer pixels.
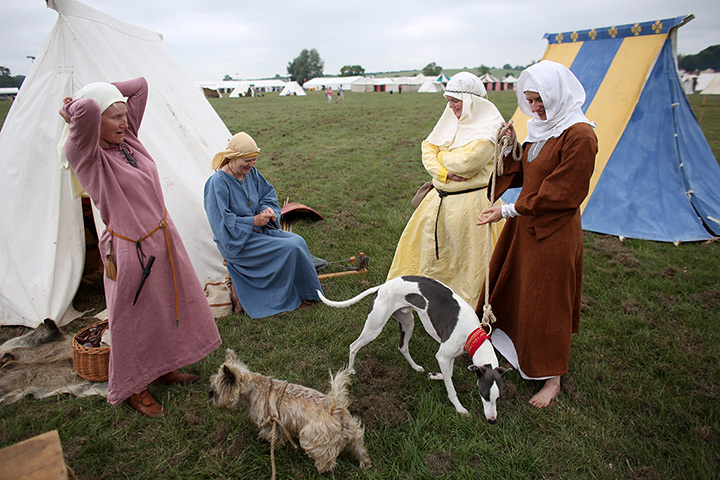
left=0, top=87, right=19, bottom=98
left=0, top=0, right=228, bottom=327
left=279, top=81, right=306, bottom=96
left=250, top=79, right=287, bottom=92
left=418, top=78, right=444, bottom=93
left=302, top=76, right=363, bottom=90
left=228, top=83, right=253, bottom=97
left=196, top=81, right=248, bottom=97
left=436, top=73, right=450, bottom=83
left=695, top=71, right=716, bottom=92
left=680, top=73, right=696, bottom=94
left=700, top=74, right=720, bottom=95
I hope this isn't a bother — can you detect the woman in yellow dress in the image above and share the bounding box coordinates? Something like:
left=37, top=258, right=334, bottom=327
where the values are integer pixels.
left=387, top=72, right=505, bottom=308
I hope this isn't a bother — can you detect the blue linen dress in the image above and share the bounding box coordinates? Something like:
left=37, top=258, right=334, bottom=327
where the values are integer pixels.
left=204, top=168, right=322, bottom=318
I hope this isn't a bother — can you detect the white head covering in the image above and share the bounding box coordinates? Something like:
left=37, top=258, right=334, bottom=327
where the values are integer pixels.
left=517, top=60, right=594, bottom=143
left=425, top=72, right=504, bottom=149
left=57, top=82, right=126, bottom=198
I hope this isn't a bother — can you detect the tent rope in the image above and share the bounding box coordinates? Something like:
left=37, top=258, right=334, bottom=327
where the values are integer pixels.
left=481, top=121, right=522, bottom=327
left=259, top=378, right=295, bottom=480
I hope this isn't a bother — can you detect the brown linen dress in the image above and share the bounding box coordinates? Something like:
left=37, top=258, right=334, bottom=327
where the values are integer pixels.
left=478, top=122, right=597, bottom=378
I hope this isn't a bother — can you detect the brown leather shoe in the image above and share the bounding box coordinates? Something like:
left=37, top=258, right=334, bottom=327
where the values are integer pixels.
left=154, top=370, right=200, bottom=385
left=127, top=389, right=166, bottom=417
left=298, top=299, right=317, bottom=311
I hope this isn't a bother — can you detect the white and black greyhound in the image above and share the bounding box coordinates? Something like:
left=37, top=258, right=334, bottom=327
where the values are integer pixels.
left=317, top=275, right=510, bottom=423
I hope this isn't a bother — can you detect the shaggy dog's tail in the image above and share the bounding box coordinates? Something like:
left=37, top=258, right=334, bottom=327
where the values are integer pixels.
left=316, top=286, right=381, bottom=308
left=327, top=367, right=353, bottom=413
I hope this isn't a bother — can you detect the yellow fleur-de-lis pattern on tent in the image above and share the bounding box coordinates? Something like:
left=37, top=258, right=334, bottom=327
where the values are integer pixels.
left=543, top=16, right=683, bottom=45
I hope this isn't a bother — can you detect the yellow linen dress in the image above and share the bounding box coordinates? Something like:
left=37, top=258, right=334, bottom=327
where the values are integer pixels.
left=387, top=138, right=504, bottom=308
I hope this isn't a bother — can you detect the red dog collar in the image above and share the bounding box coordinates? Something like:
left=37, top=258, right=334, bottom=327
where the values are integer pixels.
left=464, top=327, right=490, bottom=357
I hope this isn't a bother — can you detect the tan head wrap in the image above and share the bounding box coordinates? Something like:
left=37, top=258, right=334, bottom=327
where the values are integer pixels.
left=211, top=132, right=260, bottom=170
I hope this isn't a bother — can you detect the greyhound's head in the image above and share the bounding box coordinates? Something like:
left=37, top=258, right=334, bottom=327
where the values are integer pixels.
left=468, top=364, right=512, bottom=423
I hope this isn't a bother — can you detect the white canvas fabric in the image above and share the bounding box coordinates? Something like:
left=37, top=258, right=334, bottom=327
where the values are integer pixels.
left=425, top=72, right=504, bottom=149
left=279, top=81, right=307, bottom=96
left=516, top=60, right=594, bottom=143
left=0, top=0, right=229, bottom=327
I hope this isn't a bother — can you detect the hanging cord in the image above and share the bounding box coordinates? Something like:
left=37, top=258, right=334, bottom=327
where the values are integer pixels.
left=259, top=378, right=296, bottom=480
left=481, top=121, right=522, bottom=326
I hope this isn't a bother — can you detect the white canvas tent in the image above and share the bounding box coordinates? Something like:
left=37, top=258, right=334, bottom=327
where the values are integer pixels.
left=228, top=83, right=253, bottom=97
left=700, top=74, right=720, bottom=95
left=695, top=71, right=716, bottom=92
left=279, top=81, right=306, bottom=96
left=0, top=0, right=229, bottom=327
left=418, top=78, right=444, bottom=93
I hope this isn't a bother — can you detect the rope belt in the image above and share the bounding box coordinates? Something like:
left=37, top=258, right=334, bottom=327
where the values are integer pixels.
left=105, top=209, right=180, bottom=325
left=434, top=186, right=488, bottom=259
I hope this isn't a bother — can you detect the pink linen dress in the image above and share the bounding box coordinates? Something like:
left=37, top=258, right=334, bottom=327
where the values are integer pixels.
left=63, top=77, right=221, bottom=404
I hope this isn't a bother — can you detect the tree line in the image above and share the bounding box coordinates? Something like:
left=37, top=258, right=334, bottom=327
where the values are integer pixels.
left=678, top=45, right=720, bottom=72
left=226, top=49, right=534, bottom=85
left=0, top=66, right=25, bottom=88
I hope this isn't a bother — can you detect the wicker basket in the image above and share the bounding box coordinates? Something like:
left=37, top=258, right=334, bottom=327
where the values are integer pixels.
left=72, top=319, right=110, bottom=382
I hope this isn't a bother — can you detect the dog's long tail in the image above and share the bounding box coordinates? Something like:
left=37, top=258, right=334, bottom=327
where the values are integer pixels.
left=316, top=286, right=381, bottom=308
left=327, top=367, right=352, bottom=413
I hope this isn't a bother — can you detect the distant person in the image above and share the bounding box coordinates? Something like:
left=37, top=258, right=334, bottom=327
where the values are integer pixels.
left=203, top=132, right=323, bottom=318
left=386, top=72, right=505, bottom=308
left=327, top=87, right=333, bottom=103
left=59, top=77, right=221, bottom=418
left=338, top=86, right=344, bottom=103
left=477, top=60, right=598, bottom=408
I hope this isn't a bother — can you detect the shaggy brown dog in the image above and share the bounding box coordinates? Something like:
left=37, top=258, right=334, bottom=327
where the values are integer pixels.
left=208, top=349, right=371, bottom=473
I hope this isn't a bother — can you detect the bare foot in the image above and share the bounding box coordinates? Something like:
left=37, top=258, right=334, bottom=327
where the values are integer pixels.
left=529, top=376, right=561, bottom=408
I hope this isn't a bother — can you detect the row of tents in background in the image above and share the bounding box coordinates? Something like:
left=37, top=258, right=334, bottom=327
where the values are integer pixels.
left=196, top=72, right=519, bottom=98
left=680, top=70, right=720, bottom=94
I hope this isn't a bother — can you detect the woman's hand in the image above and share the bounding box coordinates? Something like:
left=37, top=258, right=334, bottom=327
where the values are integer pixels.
left=58, top=97, right=72, bottom=123
left=477, top=206, right=502, bottom=225
left=447, top=172, right=468, bottom=182
left=500, top=121, right=516, bottom=145
left=253, top=207, right=277, bottom=227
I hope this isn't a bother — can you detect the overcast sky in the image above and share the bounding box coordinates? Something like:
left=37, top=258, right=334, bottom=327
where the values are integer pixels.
left=1, top=0, right=718, bottom=81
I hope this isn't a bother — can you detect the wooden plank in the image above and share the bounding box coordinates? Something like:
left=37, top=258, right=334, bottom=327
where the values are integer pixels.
left=0, top=430, right=68, bottom=480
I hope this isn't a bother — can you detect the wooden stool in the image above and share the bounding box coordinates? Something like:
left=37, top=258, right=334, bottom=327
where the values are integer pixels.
left=0, top=430, right=68, bottom=480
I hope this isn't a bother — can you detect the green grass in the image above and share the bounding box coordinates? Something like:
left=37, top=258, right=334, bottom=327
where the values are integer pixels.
left=688, top=93, right=720, bottom=162
left=1, top=90, right=719, bottom=479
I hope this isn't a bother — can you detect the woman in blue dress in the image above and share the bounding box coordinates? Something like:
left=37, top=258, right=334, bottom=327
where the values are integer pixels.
left=204, top=132, right=322, bottom=318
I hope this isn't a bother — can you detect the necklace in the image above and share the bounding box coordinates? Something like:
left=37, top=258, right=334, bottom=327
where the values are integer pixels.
left=227, top=162, right=244, bottom=181
left=226, top=162, right=251, bottom=207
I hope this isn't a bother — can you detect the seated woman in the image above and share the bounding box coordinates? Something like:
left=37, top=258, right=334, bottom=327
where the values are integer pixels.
left=203, top=132, right=322, bottom=318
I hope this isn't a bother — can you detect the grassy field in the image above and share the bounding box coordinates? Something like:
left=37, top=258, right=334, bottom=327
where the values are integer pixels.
left=1, top=90, right=719, bottom=479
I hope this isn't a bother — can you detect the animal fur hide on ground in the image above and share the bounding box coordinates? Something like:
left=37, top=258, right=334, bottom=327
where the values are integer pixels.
left=0, top=318, right=107, bottom=405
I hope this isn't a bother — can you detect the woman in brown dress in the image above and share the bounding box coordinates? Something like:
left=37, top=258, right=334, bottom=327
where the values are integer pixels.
left=477, top=61, right=597, bottom=407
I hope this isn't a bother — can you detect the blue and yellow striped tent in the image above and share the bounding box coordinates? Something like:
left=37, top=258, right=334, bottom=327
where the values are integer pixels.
left=509, top=15, right=720, bottom=242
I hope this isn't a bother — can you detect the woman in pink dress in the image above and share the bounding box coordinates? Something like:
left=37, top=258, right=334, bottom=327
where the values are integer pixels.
left=59, top=77, right=221, bottom=417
